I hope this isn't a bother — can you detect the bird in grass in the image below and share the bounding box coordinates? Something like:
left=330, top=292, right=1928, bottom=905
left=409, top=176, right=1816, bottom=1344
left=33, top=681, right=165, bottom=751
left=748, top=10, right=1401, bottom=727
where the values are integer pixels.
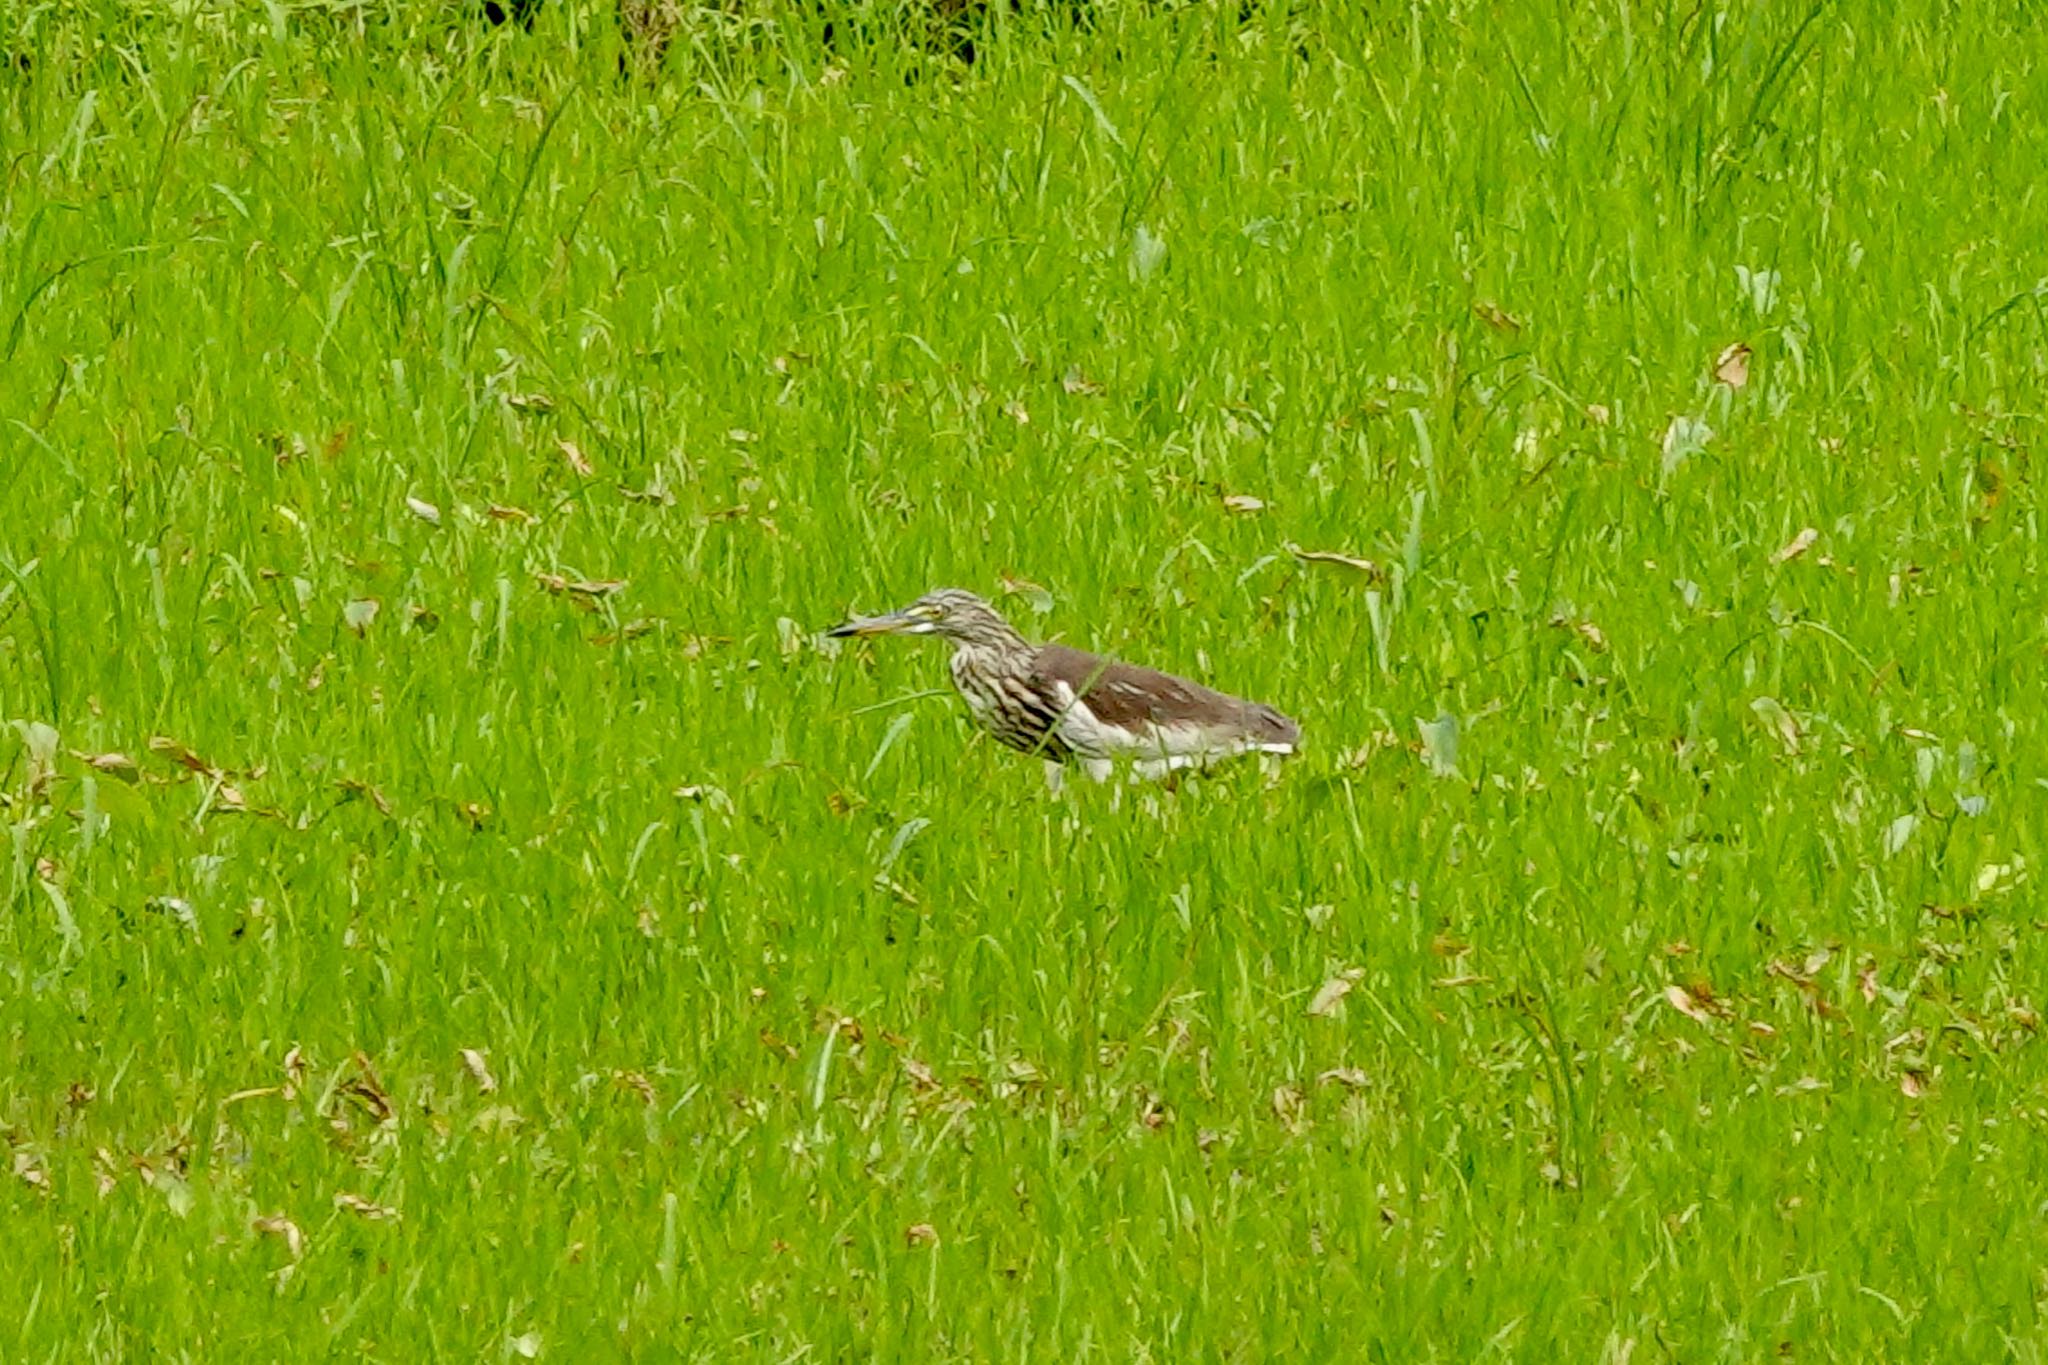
left=827, top=588, right=1300, bottom=787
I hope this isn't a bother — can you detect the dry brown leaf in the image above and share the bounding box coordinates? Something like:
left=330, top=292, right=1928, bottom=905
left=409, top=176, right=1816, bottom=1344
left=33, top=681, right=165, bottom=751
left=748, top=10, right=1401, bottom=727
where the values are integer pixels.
left=902, top=1057, right=939, bottom=1090
left=459, top=1048, right=498, bottom=1094
left=507, top=392, right=555, bottom=414
left=342, top=1051, right=393, bottom=1123
left=536, top=573, right=627, bottom=599
left=334, top=1192, right=400, bottom=1221
left=1665, top=983, right=1715, bottom=1025
left=1317, top=1067, right=1370, bottom=1089
left=558, top=439, right=594, bottom=477
left=1306, top=967, right=1365, bottom=1018
left=282, top=1045, right=307, bottom=1100
left=1271, top=1084, right=1307, bottom=1129
left=1857, top=960, right=1879, bottom=1004
left=13, top=1151, right=48, bottom=1190
left=1772, top=527, right=1819, bottom=564
left=1900, top=1070, right=1928, bottom=1098
left=147, top=736, right=220, bottom=776
left=1714, top=342, right=1752, bottom=389
left=1287, top=544, right=1382, bottom=578
left=904, top=1222, right=939, bottom=1247
left=79, top=751, right=140, bottom=782
left=252, top=1213, right=305, bottom=1259
left=487, top=503, right=536, bottom=524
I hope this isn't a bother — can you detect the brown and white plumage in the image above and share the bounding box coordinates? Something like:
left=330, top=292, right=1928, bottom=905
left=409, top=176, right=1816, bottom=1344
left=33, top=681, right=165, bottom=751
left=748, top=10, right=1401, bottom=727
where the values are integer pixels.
left=827, top=588, right=1300, bottom=783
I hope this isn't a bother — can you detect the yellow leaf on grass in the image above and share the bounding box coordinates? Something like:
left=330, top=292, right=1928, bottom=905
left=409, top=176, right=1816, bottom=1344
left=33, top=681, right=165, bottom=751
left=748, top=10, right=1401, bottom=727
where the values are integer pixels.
left=1714, top=342, right=1752, bottom=389
left=1772, top=527, right=1818, bottom=563
left=1306, top=968, right=1365, bottom=1017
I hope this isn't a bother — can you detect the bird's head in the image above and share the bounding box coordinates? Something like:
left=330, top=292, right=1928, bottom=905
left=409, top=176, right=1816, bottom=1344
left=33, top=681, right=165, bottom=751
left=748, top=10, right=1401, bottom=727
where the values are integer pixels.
left=826, top=588, right=1023, bottom=649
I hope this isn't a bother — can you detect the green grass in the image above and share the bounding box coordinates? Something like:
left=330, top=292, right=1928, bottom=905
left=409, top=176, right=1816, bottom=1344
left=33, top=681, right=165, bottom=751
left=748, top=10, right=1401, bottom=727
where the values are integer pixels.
left=3, top=0, right=2047, bottom=1356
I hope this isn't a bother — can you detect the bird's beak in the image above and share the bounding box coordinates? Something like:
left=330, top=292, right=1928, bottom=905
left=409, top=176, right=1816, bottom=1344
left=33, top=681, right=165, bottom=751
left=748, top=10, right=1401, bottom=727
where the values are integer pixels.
left=826, top=609, right=927, bottom=638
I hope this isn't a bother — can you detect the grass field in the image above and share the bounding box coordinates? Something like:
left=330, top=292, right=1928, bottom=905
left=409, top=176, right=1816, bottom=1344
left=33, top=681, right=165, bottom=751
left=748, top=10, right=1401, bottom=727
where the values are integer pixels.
left=4, top=0, right=2047, bottom=1356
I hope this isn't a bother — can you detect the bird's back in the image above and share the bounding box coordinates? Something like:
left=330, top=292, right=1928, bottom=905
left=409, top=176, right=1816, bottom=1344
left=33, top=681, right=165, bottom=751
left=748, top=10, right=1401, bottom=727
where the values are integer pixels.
left=1031, top=643, right=1300, bottom=758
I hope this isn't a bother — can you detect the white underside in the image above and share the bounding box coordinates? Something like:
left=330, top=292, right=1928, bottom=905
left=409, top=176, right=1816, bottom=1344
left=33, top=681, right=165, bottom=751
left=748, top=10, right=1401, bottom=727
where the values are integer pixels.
left=1045, top=681, right=1294, bottom=786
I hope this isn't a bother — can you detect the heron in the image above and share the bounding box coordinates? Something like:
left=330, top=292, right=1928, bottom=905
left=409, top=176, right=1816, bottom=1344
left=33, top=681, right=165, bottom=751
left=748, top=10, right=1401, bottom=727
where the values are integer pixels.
left=827, top=588, right=1300, bottom=787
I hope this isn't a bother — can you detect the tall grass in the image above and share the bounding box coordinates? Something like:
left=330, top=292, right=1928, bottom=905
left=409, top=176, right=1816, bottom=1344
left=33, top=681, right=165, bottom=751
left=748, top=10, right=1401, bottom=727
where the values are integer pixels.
left=2, top=1, right=2045, bottom=1356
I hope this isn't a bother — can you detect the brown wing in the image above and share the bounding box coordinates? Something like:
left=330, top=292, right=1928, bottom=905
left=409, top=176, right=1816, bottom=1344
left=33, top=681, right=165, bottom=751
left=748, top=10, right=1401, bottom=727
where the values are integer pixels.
left=1031, top=643, right=1300, bottom=747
